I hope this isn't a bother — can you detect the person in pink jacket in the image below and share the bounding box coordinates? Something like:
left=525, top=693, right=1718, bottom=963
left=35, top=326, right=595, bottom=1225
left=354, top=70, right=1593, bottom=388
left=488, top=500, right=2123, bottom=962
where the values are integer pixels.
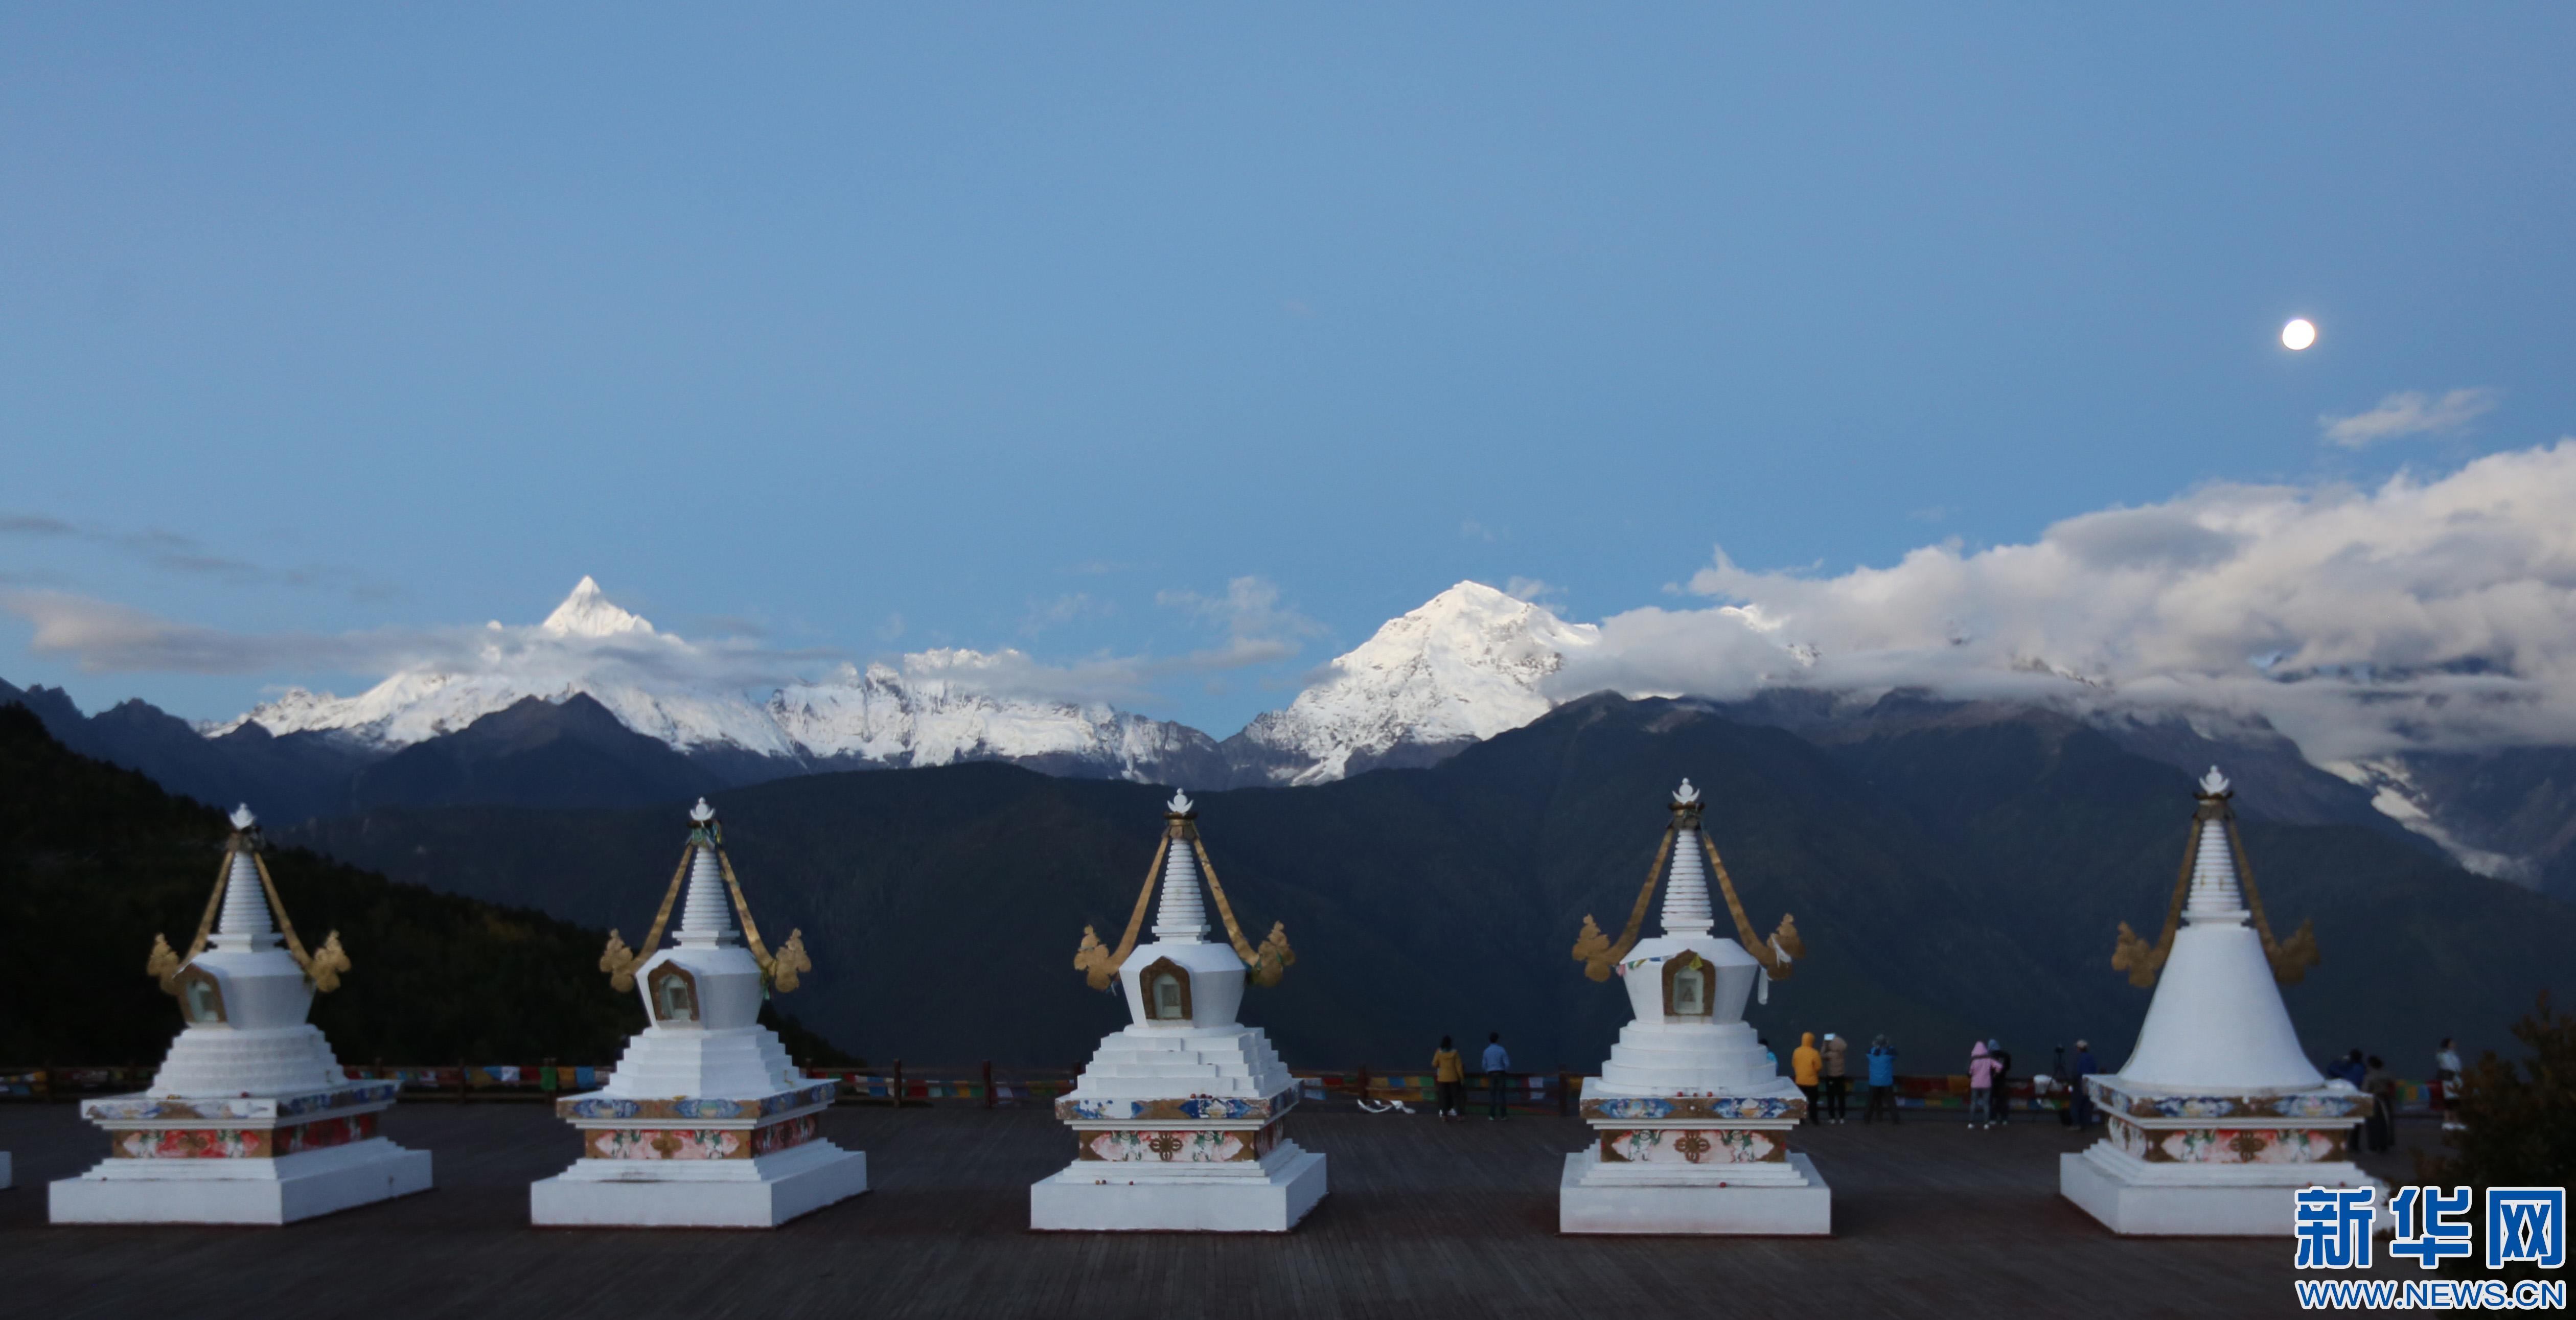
left=1967, top=1041, right=2001, bottom=1129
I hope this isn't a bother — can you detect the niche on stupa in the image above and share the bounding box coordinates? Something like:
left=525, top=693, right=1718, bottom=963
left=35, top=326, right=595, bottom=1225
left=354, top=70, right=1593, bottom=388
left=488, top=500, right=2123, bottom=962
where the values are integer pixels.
left=173, top=964, right=227, bottom=1026
left=1661, top=953, right=1714, bottom=1021
left=647, top=963, right=701, bottom=1025
left=1140, top=957, right=1193, bottom=1023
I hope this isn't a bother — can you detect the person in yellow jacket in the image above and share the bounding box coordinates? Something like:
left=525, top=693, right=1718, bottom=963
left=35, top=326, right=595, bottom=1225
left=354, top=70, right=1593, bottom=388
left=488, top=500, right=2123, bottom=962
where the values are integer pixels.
left=1432, top=1036, right=1466, bottom=1122
left=1791, top=1031, right=1824, bottom=1126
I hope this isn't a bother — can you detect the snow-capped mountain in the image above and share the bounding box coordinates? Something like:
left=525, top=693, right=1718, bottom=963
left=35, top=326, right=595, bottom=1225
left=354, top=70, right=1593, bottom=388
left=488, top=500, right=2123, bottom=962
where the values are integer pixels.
left=210, top=577, right=795, bottom=756
left=212, top=577, right=1222, bottom=782
left=1227, top=581, right=1601, bottom=785
left=209, top=576, right=1603, bottom=789
left=767, top=657, right=1222, bottom=779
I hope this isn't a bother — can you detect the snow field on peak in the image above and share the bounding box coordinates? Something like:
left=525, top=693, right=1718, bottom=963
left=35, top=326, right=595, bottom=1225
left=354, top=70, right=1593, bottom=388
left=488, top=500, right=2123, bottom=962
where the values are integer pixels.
left=1240, top=581, right=1600, bottom=783
left=213, top=581, right=1226, bottom=778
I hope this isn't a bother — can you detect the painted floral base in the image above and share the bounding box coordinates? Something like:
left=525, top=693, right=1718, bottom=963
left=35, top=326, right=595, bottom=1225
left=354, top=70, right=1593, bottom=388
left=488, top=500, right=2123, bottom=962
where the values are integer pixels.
left=1076, top=1120, right=1282, bottom=1164
left=2105, top=1116, right=2349, bottom=1165
left=82, top=1081, right=400, bottom=1123
left=557, top=1081, right=836, bottom=1122
left=1056, top=1094, right=1290, bottom=1123
left=109, top=1112, right=378, bottom=1160
left=2085, top=1077, right=2368, bottom=1122
left=585, top=1114, right=820, bottom=1162
left=1597, top=1127, right=1783, bottom=1166
left=1579, top=1095, right=1804, bottom=1123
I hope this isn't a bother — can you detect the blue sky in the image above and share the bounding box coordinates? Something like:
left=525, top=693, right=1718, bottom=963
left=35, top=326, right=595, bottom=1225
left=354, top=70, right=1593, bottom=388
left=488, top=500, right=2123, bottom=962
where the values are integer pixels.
left=6, top=6, right=2572, bottom=735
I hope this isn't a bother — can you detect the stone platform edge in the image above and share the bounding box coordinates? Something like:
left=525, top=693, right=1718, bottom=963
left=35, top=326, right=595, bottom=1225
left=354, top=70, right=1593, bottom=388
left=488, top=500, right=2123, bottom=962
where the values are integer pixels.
left=50, top=1141, right=431, bottom=1225
left=1030, top=1150, right=1326, bottom=1233
left=1558, top=1151, right=1830, bottom=1236
left=531, top=1143, right=868, bottom=1229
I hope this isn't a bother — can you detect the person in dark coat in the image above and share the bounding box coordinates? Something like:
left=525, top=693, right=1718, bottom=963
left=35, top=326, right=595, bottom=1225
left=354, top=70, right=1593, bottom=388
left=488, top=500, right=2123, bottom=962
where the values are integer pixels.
left=2069, top=1040, right=2101, bottom=1128
left=1987, top=1038, right=2014, bottom=1125
left=2362, top=1055, right=2397, bottom=1154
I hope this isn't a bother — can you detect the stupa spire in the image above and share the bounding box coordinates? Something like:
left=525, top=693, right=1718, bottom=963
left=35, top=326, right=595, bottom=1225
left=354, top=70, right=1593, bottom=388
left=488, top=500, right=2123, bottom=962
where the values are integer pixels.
left=1659, top=780, right=1716, bottom=936
left=2182, top=770, right=2247, bottom=922
left=673, top=798, right=739, bottom=947
left=1152, top=791, right=1210, bottom=942
left=2111, top=765, right=2319, bottom=988
left=211, top=805, right=280, bottom=951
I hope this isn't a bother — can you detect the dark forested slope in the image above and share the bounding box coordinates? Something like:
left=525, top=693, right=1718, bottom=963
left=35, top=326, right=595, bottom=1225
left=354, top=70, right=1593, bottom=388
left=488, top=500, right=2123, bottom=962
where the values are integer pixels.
left=281, top=695, right=2572, bottom=1076
left=0, top=704, right=844, bottom=1066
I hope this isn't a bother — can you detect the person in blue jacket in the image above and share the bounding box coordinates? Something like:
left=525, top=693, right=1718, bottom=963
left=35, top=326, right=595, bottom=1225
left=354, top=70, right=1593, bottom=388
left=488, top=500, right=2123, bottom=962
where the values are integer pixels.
left=1863, top=1035, right=1900, bottom=1125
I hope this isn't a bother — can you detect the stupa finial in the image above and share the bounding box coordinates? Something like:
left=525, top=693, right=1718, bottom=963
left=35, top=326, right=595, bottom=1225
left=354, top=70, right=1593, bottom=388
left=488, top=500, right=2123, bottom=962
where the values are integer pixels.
left=1167, top=790, right=1194, bottom=816
left=690, top=797, right=716, bottom=824
left=1672, top=778, right=1700, bottom=806
left=2197, top=766, right=2231, bottom=797
left=229, top=803, right=257, bottom=831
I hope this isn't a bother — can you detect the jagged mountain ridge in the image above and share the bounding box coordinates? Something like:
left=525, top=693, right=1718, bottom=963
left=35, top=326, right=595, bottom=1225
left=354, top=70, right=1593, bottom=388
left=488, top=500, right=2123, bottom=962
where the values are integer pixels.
left=196, top=576, right=1586, bottom=790
left=10, top=574, right=2576, bottom=892
left=210, top=576, right=1237, bottom=782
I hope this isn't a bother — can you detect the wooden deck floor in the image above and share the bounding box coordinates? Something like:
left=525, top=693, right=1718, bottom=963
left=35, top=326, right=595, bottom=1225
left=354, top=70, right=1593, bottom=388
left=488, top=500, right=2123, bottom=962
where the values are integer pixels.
left=0, top=1103, right=2441, bottom=1319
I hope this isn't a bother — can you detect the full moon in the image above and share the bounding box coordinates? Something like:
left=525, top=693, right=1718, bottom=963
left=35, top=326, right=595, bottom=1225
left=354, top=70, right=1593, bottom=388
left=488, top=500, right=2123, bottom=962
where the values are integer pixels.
left=2282, top=317, right=2317, bottom=351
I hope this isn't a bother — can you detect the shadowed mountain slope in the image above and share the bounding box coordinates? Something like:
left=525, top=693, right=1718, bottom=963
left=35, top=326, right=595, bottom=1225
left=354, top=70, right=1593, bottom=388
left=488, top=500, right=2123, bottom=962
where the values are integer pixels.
left=0, top=704, right=845, bottom=1067
left=281, top=694, right=2571, bottom=1077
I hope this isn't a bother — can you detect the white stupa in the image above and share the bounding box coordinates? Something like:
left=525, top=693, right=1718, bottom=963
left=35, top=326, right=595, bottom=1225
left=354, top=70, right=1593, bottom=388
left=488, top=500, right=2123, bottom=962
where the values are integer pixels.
left=1560, top=779, right=1830, bottom=1234
left=2060, top=768, right=2386, bottom=1235
left=532, top=799, right=865, bottom=1228
left=1032, top=791, right=1325, bottom=1232
left=51, top=806, right=431, bottom=1224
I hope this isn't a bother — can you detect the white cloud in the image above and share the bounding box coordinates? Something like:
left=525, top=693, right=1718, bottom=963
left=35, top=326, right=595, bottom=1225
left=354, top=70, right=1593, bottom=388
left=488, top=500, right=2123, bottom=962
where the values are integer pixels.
left=1, top=588, right=833, bottom=692
left=1156, top=575, right=1329, bottom=670
left=2319, top=388, right=2499, bottom=448
left=1559, top=441, right=2576, bottom=763
left=880, top=581, right=1324, bottom=709
left=1021, top=591, right=1113, bottom=634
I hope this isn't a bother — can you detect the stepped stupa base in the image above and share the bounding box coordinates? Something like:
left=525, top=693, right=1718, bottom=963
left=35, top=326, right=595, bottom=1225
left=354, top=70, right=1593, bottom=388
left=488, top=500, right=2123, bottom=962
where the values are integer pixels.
left=2059, top=1147, right=2387, bottom=1236
left=1031, top=1147, right=1326, bottom=1232
left=532, top=1141, right=867, bottom=1228
left=1559, top=1150, right=1830, bottom=1234
left=50, top=1139, right=430, bottom=1224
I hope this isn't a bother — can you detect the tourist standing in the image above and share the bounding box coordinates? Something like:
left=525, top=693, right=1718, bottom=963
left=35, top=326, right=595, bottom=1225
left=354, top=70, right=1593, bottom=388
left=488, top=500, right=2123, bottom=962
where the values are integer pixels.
left=2434, top=1038, right=2464, bottom=1131
left=1792, top=1032, right=1824, bottom=1125
left=1432, top=1036, right=1465, bottom=1122
left=2362, top=1055, right=2395, bottom=1154
left=2069, top=1040, right=2100, bottom=1128
left=1482, top=1032, right=1511, bottom=1121
left=1987, top=1038, right=2014, bottom=1126
left=1967, top=1041, right=1999, bottom=1129
left=1864, top=1035, right=1899, bottom=1125
left=2329, top=1048, right=2367, bottom=1088
left=1821, top=1033, right=1850, bottom=1124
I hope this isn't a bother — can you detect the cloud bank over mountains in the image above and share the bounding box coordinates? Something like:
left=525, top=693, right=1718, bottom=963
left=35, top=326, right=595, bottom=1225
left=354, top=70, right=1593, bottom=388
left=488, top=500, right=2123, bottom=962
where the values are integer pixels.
left=1572, top=439, right=2576, bottom=766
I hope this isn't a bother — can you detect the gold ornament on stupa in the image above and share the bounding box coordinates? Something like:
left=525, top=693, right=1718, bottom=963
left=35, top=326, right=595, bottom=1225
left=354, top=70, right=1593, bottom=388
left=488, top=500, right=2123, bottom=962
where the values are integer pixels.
left=1074, top=791, right=1295, bottom=991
